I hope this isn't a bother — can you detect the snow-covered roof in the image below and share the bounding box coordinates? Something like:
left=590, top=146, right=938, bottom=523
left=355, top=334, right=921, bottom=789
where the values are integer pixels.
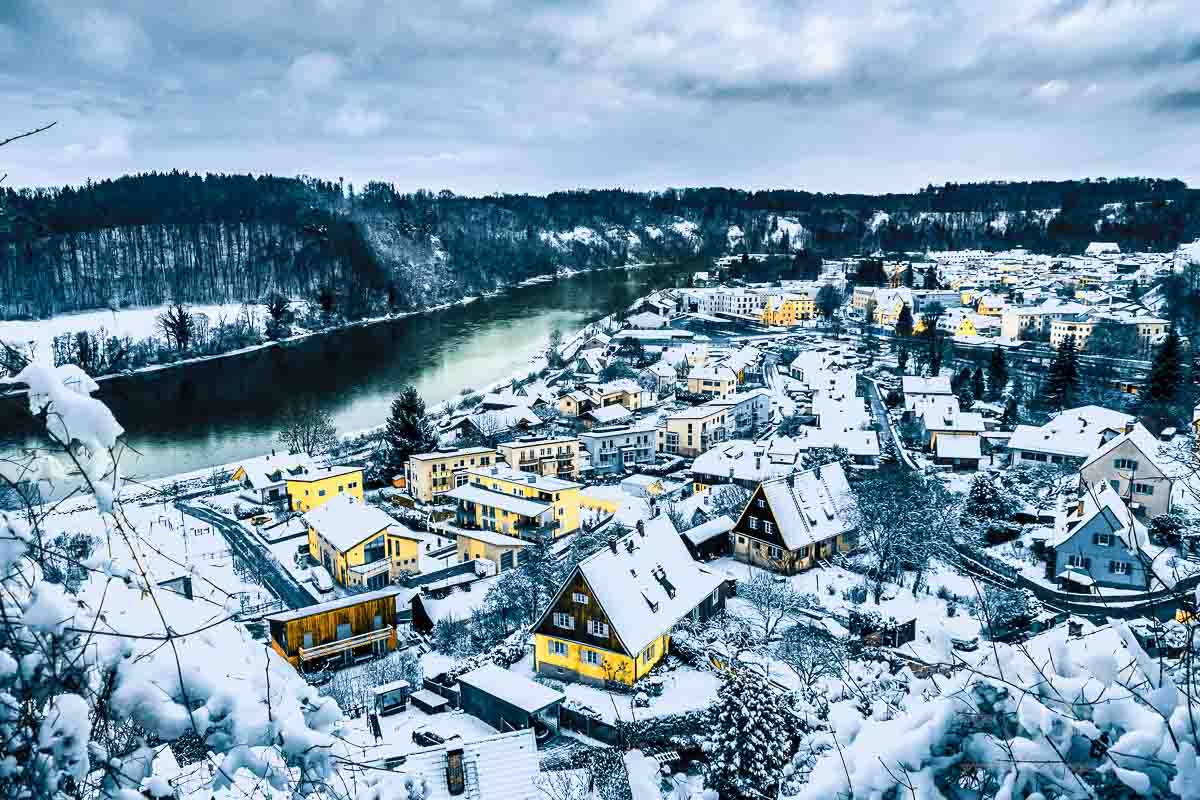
left=922, top=410, right=985, bottom=434
left=287, top=464, right=362, bottom=484
left=568, top=515, right=725, bottom=655
left=373, top=729, right=540, bottom=800
left=901, top=375, right=952, bottom=396
left=1080, top=423, right=1185, bottom=479
left=410, top=446, right=496, bottom=462
left=755, top=462, right=856, bottom=550
left=691, top=439, right=799, bottom=482
left=267, top=585, right=414, bottom=624
left=1009, top=405, right=1135, bottom=458
left=234, top=454, right=314, bottom=489
left=1052, top=481, right=1150, bottom=551
left=445, top=484, right=551, bottom=518
left=417, top=574, right=504, bottom=623
left=681, top=515, right=735, bottom=546
left=457, top=664, right=564, bottom=713
left=452, top=525, right=529, bottom=548
left=936, top=435, right=982, bottom=460
left=467, top=463, right=580, bottom=492
left=302, top=495, right=405, bottom=553
left=689, top=363, right=737, bottom=382
left=582, top=404, right=632, bottom=424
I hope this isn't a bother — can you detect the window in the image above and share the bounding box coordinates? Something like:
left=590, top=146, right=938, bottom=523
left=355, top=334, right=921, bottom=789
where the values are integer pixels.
left=1133, top=482, right=1154, bottom=495
left=710, top=589, right=720, bottom=604
left=748, top=517, right=759, bottom=531
left=1114, top=458, right=1139, bottom=471
left=764, top=521, right=774, bottom=535
left=338, top=484, right=344, bottom=492
left=642, top=643, right=657, bottom=664
left=797, top=545, right=809, bottom=558
left=1110, top=561, right=1131, bottom=575
left=318, top=489, right=326, bottom=497
left=1093, top=533, right=1112, bottom=547
left=767, top=546, right=783, bottom=559
left=572, top=592, right=589, bottom=605
left=549, top=640, right=568, bottom=657
left=1068, top=554, right=1091, bottom=569
left=583, top=649, right=602, bottom=666
left=737, top=535, right=746, bottom=544
left=552, top=612, right=574, bottom=630
left=587, top=619, right=609, bottom=637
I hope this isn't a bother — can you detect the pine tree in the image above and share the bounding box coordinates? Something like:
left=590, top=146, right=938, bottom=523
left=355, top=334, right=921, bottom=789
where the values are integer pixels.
left=706, top=669, right=796, bottom=799
left=1144, top=326, right=1184, bottom=406
left=987, top=347, right=1008, bottom=399
left=378, top=385, right=439, bottom=481
left=896, top=304, right=914, bottom=339
left=1001, top=395, right=1020, bottom=427
left=972, top=367, right=986, bottom=401
left=1044, top=336, right=1080, bottom=410
left=897, top=346, right=909, bottom=374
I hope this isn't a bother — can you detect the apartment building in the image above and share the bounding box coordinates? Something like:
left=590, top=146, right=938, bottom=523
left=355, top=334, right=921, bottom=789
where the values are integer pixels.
left=446, top=464, right=583, bottom=541
left=579, top=425, right=657, bottom=475
left=658, top=403, right=730, bottom=458
left=405, top=447, right=497, bottom=503
left=497, top=436, right=582, bottom=480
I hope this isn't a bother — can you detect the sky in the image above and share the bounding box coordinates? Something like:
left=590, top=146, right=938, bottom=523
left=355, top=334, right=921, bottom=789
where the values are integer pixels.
left=2, top=0, right=1200, bottom=196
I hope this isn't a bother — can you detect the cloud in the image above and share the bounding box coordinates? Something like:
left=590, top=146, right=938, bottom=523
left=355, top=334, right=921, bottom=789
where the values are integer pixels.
left=329, top=101, right=388, bottom=137
left=2, top=1, right=1200, bottom=192
left=287, top=51, right=345, bottom=92
left=1033, top=79, right=1071, bottom=102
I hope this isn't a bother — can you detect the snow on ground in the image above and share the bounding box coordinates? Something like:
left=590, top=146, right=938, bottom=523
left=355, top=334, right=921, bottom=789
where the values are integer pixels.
left=0, top=302, right=264, bottom=357
left=334, top=703, right=498, bottom=763
left=768, top=216, right=808, bottom=250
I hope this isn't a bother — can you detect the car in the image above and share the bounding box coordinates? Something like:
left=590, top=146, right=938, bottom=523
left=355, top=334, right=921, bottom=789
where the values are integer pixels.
left=951, top=636, right=980, bottom=652
left=250, top=514, right=271, bottom=526
left=309, top=566, right=334, bottom=594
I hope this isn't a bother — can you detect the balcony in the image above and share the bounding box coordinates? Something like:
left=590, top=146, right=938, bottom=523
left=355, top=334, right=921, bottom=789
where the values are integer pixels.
left=298, top=627, right=393, bottom=663
left=349, top=559, right=390, bottom=579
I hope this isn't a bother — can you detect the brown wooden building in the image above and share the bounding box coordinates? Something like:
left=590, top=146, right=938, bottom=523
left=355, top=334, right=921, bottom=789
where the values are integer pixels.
left=267, top=586, right=415, bottom=670
left=732, top=463, right=857, bottom=574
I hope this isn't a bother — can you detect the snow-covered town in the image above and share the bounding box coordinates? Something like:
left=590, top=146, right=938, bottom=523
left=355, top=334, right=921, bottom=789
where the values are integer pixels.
left=8, top=4, right=1200, bottom=798
left=6, top=233, right=1200, bottom=799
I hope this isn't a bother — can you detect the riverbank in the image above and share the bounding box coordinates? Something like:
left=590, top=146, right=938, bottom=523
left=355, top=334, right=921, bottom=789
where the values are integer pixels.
left=0, top=260, right=662, bottom=390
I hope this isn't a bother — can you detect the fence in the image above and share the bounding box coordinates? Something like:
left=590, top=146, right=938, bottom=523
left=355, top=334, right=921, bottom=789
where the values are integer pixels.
left=421, top=677, right=460, bottom=709
left=559, top=706, right=620, bottom=745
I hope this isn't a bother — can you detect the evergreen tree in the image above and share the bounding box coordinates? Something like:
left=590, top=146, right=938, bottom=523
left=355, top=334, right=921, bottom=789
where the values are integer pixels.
left=895, top=304, right=914, bottom=339
left=378, top=385, right=439, bottom=481
left=987, top=347, right=1009, bottom=399
left=1144, top=326, right=1184, bottom=406
left=902, top=264, right=914, bottom=287
left=1001, top=395, right=1020, bottom=427
left=1044, top=335, right=1080, bottom=410
left=972, top=367, right=986, bottom=401
left=706, top=669, right=796, bottom=799
left=897, top=346, right=909, bottom=374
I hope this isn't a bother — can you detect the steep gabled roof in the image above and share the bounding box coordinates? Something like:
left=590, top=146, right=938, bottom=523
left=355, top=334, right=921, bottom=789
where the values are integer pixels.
left=303, top=495, right=403, bottom=553
left=1081, top=423, right=1184, bottom=479
left=750, top=462, right=856, bottom=550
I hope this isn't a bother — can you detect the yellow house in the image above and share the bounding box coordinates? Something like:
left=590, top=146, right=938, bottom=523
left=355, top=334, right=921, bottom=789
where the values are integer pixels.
left=658, top=404, right=729, bottom=458
left=686, top=364, right=737, bottom=399
left=498, top=436, right=582, bottom=480
left=304, top=494, right=423, bottom=589
left=975, top=293, right=1007, bottom=317
left=287, top=466, right=364, bottom=513
left=936, top=310, right=977, bottom=338
left=454, top=527, right=528, bottom=572
left=532, top=518, right=725, bottom=686
left=446, top=464, right=582, bottom=540
left=404, top=447, right=497, bottom=503
left=760, top=292, right=815, bottom=326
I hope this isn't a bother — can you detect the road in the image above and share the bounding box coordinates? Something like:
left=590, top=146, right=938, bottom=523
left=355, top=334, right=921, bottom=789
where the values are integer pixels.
left=179, top=500, right=316, bottom=610
left=859, top=374, right=913, bottom=470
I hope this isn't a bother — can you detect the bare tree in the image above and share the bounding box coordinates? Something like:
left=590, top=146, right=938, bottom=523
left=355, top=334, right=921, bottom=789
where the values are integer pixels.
left=277, top=403, right=339, bottom=455
left=777, top=625, right=846, bottom=686
left=738, top=571, right=817, bottom=643
left=156, top=301, right=196, bottom=352
left=707, top=484, right=751, bottom=522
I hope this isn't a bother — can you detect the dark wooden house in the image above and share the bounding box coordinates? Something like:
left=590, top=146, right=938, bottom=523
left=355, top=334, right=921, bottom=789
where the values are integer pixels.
left=267, top=586, right=414, bottom=670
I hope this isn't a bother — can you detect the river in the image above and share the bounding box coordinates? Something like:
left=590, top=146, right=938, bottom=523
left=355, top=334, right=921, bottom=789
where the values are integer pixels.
left=1, top=265, right=689, bottom=480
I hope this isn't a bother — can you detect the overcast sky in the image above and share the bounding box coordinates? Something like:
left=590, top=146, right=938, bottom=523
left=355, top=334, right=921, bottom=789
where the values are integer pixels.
left=3, top=0, right=1200, bottom=195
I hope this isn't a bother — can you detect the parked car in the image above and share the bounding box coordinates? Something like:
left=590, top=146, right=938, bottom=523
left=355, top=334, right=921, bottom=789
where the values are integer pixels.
left=309, top=566, right=334, bottom=595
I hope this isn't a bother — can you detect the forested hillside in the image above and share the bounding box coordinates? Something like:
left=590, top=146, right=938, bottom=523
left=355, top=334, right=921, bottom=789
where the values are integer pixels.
left=2, top=174, right=1197, bottom=318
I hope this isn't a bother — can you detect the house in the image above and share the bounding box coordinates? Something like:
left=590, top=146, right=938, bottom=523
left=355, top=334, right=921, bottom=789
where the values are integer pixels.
left=901, top=375, right=953, bottom=411
left=453, top=526, right=529, bottom=572
left=532, top=517, right=726, bottom=686
left=286, top=466, right=364, bottom=513
left=445, top=406, right=543, bottom=442
left=691, top=439, right=802, bottom=493
left=405, top=447, right=497, bottom=503
left=760, top=293, right=816, bottom=326
left=1049, top=314, right=1094, bottom=349
left=1050, top=482, right=1155, bottom=591
left=680, top=515, right=735, bottom=560
left=231, top=455, right=313, bottom=506
left=456, top=664, right=564, bottom=743
left=1086, top=242, right=1121, bottom=256
left=1079, top=423, right=1181, bottom=519
left=304, top=495, right=424, bottom=589
left=731, top=463, right=858, bottom=574
left=687, top=364, right=737, bottom=399
left=1009, top=406, right=1135, bottom=466
left=579, top=424, right=658, bottom=475
left=579, top=404, right=633, bottom=429
left=708, top=388, right=772, bottom=437
left=497, top=436, right=581, bottom=480
left=627, top=311, right=669, bottom=329
left=267, top=585, right=414, bottom=669
left=658, top=403, right=730, bottom=458
left=917, top=408, right=984, bottom=452
left=975, top=293, right=1008, bottom=317
left=447, top=464, right=583, bottom=540
left=641, top=360, right=679, bottom=393
left=360, top=730, right=541, bottom=800
left=721, top=345, right=762, bottom=384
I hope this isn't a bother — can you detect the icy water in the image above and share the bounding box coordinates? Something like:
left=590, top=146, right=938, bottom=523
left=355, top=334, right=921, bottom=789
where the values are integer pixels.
left=2, top=265, right=688, bottom=479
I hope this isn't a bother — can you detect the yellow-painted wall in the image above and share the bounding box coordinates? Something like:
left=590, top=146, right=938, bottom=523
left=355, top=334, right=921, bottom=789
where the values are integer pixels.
left=466, top=473, right=582, bottom=537
left=534, top=631, right=670, bottom=685
left=288, top=470, right=363, bottom=513
left=308, top=525, right=419, bottom=586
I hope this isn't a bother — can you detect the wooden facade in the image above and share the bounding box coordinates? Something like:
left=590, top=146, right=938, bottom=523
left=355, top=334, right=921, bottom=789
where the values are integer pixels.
left=731, top=484, right=851, bottom=574
left=267, top=587, right=407, bottom=670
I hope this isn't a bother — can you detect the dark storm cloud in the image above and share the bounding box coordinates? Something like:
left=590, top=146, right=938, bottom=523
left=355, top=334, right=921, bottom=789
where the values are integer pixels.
left=2, top=0, right=1200, bottom=193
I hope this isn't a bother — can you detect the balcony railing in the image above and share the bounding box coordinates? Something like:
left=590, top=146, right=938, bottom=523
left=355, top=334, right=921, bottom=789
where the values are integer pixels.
left=299, top=627, right=393, bottom=663
left=349, top=559, right=390, bottom=579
